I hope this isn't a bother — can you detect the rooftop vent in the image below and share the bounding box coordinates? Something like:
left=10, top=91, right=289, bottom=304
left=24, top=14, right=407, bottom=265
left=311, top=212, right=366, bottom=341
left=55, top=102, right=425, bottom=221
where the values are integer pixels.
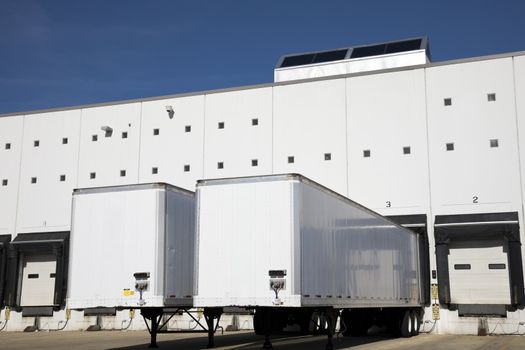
left=275, top=37, right=430, bottom=82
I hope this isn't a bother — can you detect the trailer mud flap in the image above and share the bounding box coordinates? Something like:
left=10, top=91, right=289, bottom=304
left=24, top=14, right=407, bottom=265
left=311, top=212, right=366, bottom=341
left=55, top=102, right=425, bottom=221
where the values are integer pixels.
left=434, top=212, right=524, bottom=311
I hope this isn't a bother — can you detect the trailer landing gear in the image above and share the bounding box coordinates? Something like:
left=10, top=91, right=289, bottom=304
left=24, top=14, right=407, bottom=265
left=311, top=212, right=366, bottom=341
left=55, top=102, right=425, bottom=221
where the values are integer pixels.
left=262, top=308, right=273, bottom=349
left=142, top=308, right=162, bottom=348
left=203, top=308, right=223, bottom=348
left=141, top=307, right=223, bottom=348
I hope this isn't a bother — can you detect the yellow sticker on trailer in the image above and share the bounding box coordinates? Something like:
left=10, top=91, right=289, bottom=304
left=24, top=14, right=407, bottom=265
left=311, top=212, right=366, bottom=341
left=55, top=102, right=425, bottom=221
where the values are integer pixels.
left=432, top=304, right=440, bottom=320
left=431, top=283, right=439, bottom=300
left=123, top=289, right=135, bottom=296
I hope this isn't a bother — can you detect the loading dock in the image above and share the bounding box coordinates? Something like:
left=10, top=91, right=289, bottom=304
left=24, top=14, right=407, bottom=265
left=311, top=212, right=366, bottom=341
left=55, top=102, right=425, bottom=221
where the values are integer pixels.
left=434, top=212, right=525, bottom=316
left=19, top=254, right=57, bottom=307
left=4, top=232, right=69, bottom=316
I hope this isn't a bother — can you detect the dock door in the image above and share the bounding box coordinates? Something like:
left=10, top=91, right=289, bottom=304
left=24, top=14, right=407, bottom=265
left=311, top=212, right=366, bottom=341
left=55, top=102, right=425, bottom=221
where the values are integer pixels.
left=434, top=212, right=524, bottom=316
left=20, top=254, right=57, bottom=306
left=4, top=232, right=69, bottom=316
left=448, top=239, right=510, bottom=305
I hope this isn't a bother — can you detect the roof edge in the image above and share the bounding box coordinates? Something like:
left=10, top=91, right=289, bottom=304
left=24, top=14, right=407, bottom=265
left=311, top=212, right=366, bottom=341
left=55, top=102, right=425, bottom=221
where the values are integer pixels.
left=1, top=49, right=525, bottom=119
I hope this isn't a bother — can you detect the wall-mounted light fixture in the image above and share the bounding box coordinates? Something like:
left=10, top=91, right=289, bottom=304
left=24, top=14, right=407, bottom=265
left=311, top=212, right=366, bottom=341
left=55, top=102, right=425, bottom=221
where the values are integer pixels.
left=166, top=105, right=174, bottom=119
left=101, top=126, right=113, bottom=137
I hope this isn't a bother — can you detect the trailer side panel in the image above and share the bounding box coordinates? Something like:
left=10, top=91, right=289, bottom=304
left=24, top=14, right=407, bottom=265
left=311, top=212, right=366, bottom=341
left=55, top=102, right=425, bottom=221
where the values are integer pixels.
left=300, top=181, right=421, bottom=307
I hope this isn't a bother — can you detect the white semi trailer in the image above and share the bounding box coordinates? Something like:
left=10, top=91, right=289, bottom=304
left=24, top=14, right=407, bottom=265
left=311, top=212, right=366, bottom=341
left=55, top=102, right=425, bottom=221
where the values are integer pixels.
left=195, top=174, right=425, bottom=349
left=67, top=183, right=222, bottom=348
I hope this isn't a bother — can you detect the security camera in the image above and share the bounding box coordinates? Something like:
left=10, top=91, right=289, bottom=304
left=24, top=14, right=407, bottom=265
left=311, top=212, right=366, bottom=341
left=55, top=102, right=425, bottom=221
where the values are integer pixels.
left=165, top=105, right=174, bottom=119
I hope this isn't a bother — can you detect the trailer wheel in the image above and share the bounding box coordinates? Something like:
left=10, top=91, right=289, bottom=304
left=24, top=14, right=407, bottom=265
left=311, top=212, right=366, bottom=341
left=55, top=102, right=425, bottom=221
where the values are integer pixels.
left=400, top=310, right=412, bottom=338
left=310, top=311, right=325, bottom=335
left=411, top=310, right=420, bottom=336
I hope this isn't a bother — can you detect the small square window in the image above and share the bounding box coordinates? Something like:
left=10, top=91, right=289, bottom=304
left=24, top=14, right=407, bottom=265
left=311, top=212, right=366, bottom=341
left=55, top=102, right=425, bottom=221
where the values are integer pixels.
left=252, top=118, right=259, bottom=126
left=287, top=156, right=295, bottom=164
left=183, top=164, right=190, bottom=172
left=122, top=132, right=128, bottom=139
left=31, top=177, right=37, bottom=184
left=251, top=159, right=258, bottom=167
left=90, top=172, right=96, bottom=179
left=403, top=146, right=411, bottom=155
left=62, top=138, right=68, bottom=145
left=363, top=150, right=371, bottom=158
left=185, top=125, right=191, bottom=133
left=488, top=93, right=496, bottom=102
left=2, top=179, right=7, bottom=186
left=59, top=174, right=66, bottom=182
left=490, top=139, right=499, bottom=148
left=120, top=170, right=126, bottom=177
left=5, top=143, right=11, bottom=150
left=152, top=167, right=158, bottom=174
left=446, top=143, right=454, bottom=151
left=444, top=98, right=452, bottom=106
left=218, top=122, right=225, bottom=129
left=153, top=128, right=160, bottom=136
left=217, top=162, right=224, bottom=169
left=324, top=153, right=331, bottom=161
left=104, top=129, right=113, bottom=138
left=34, top=140, right=40, bottom=147
left=92, top=135, right=98, bottom=142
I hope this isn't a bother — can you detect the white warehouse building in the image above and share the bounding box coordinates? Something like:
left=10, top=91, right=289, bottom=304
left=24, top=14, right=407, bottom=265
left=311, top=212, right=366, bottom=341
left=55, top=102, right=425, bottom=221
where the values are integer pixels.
left=1, top=37, right=525, bottom=334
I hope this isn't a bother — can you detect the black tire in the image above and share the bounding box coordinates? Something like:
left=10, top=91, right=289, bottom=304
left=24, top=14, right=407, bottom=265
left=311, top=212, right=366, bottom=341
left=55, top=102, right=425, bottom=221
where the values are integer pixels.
left=400, top=310, right=412, bottom=338
left=309, top=311, right=326, bottom=335
left=340, top=309, right=352, bottom=336
left=411, top=310, right=421, bottom=336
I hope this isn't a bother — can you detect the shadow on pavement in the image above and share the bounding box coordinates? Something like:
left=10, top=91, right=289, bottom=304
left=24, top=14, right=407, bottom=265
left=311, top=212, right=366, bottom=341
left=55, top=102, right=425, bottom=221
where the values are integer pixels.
left=109, top=331, right=393, bottom=350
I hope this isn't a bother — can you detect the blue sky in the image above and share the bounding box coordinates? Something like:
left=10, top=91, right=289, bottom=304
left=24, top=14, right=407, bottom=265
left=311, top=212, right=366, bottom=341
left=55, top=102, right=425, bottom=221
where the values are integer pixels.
left=1, top=0, right=524, bottom=115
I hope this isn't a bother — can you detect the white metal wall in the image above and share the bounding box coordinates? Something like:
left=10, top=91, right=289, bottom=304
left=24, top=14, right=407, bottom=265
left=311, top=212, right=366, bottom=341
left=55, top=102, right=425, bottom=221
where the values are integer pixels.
left=139, top=96, right=205, bottom=190
left=16, top=110, right=81, bottom=233
left=346, top=69, right=430, bottom=215
left=0, top=115, right=24, bottom=235
left=77, top=103, right=141, bottom=188
left=426, top=58, right=522, bottom=216
left=203, top=88, right=273, bottom=179
left=514, top=55, right=525, bottom=223
left=273, top=79, right=348, bottom=195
